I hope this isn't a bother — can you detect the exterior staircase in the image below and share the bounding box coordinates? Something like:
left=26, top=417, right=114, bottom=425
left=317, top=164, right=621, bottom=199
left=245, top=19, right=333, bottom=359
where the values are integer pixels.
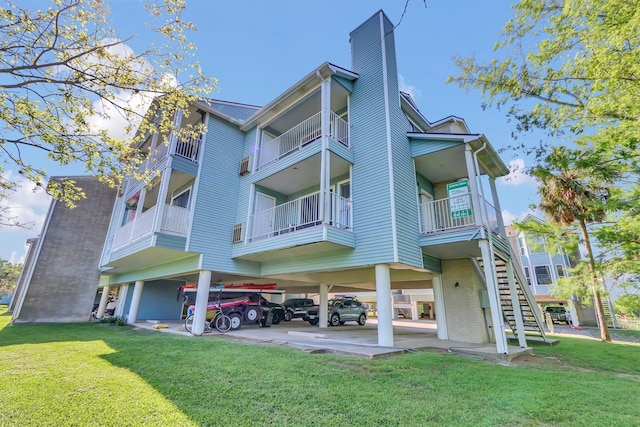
left=600, top=298, right=617, bottom=328
left=476, top=249, right=547, bottom=341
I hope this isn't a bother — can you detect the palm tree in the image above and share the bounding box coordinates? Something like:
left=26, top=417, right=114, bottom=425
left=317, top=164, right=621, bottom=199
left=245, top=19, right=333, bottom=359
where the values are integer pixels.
left=532, top=146, right=618, bottom=342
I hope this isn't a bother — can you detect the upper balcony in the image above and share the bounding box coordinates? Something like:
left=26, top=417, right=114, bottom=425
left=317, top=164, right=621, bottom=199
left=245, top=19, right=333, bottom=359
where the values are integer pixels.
left=256, top=111, right=349, bottom=172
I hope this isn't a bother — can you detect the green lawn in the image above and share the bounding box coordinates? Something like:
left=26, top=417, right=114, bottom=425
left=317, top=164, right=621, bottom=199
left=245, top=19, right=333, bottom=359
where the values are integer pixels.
left=1, top=308, right=639, bottom=426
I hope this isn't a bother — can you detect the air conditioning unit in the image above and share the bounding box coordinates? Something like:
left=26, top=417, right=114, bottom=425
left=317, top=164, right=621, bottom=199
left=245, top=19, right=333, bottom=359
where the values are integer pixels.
left=239, top=156, right=251, bottom=175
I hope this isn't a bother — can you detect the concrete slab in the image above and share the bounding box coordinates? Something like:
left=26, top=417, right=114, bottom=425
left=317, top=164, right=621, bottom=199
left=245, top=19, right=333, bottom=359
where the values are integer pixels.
left=131, top=318, right=532, bottom=362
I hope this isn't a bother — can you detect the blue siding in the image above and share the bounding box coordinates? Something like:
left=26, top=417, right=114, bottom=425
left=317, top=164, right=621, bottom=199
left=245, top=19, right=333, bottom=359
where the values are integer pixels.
left=188, top=115, right=260, bottom=275
left=155, top=234, right=187, bottom=251
left=171, top=156, right=199, bottom=175
left=348, top=10, right=395, bottom=265
left=411, top=139, right=460, bottom=157
left=422, top=254, right=442, bottom=273
left=109, top=234, right=154, bottom=261
left=136, top=280, right=186, bottom=320
left=383, top=14, right=423, bottom=269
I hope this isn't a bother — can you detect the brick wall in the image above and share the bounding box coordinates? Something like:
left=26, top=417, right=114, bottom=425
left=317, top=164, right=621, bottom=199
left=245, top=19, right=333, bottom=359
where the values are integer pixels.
left=441, top=259, right=491, bottom=343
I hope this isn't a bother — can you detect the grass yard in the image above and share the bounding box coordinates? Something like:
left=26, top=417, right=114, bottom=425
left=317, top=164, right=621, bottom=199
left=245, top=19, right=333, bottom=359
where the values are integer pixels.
left=0, top=308, right=639, bottom=426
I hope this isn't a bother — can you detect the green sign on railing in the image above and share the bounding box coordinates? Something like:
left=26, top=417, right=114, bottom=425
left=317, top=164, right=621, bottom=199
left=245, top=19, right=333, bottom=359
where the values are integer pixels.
left=447, top=180, right=472, bottom=219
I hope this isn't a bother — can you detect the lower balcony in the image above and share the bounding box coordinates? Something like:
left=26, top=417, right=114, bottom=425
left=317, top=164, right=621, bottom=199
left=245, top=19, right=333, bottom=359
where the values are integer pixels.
left=112, top=203, right=190, bottom=250
left=418, top=194, right=499, bottom=235
left=418, top=194, right=504, bottom=259
left=232, top=191, right=355, bottom=262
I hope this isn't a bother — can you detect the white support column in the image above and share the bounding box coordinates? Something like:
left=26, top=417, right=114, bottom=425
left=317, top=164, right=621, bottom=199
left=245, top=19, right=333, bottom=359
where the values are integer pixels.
left=375, top=264, right=394, bottom=347
left=506, top=260, right=527, bottom=348
left=478, top=240, right=509, bottom=354
left=410, top=301, right=419, bottom=321
left=192, top=270, right=211, bottom=336
left=319, top=283, right=329, bottom=329
left=464, top=144, right=483, bottom=227
left=319, top=77, right=331, bottom=225
left=127, top=280, right=145, bottom=324
left=96, top=285, right=111, bottom=319
left=432, top=275, right=448, bottom=340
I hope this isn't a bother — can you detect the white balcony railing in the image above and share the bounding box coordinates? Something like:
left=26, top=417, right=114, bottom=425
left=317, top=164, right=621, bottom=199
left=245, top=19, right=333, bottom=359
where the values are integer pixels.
left=257, top=111, right=350, bottom=171
left=160, top=204, right=190, bottom=235
left=246, top=192, right=352, bottom=242
left=112, top=203, right=190, bottom=249
left=174, top=134, right=201, bottom=162
left=418, top=194, right=499, bottom=234
left=329, top=112, right=349, bottom=147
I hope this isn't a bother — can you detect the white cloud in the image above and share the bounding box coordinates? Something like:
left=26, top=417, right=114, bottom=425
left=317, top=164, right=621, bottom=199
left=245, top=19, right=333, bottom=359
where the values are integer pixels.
left=398, top=74, right=421, bottom=100
left=501, top=208, right=536, bottom=226
left=497, top=158, right=537, bottom=187
left=0, top=171, right=51, bottom=233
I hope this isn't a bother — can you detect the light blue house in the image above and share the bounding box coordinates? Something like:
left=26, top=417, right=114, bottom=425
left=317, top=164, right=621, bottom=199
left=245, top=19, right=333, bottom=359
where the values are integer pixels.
left=97, top=11, right=545, bottom=355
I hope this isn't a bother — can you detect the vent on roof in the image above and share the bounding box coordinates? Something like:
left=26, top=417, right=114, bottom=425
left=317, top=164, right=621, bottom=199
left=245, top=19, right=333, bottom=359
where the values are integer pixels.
left=232, top=223, right=244, bottom=243
left=239, top=156, right=251, bottom=175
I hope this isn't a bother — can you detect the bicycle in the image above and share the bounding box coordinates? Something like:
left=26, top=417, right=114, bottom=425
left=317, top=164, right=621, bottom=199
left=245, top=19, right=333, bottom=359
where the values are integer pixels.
left=184, top=310, right=232, bottom=334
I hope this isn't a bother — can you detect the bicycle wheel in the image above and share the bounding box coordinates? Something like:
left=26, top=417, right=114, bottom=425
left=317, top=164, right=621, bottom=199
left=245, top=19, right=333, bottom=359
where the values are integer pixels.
left=214, top=313, right=232, bottom=333
left=184, top=314, right=194, bottom=333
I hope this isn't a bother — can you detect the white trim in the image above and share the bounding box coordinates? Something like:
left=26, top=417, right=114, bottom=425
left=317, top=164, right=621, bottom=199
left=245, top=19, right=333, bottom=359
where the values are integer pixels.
left=184, top=111, right=209, bottom=250
left=379, top=13, right=398, bottom=261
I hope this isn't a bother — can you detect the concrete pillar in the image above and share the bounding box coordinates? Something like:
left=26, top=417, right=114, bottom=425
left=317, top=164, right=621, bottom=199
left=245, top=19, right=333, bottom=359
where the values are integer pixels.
left=432, top=275, right=448, bottom=340
left=478, top=240, right=508, bottom=354
left=410, top=301, right=419, bottom=321
left=375, top=264, right=394, bottom=347
left=127, top=280, right=145, bottom=324
left=506, top=260, right=527, bottom=348
left=192, top=270, right=211, bottom=335
left=96, top=285, right=111, bottom=318
left=319, top=283, right=329, bottom=329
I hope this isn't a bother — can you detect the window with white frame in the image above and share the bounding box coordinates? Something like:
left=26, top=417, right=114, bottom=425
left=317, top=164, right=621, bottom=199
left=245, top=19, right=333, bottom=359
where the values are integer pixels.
left=171, top=187, right=191, bottom=208
left=534, top=265, right=552, bottom=285
left=556, top=264, right=566, bottom=278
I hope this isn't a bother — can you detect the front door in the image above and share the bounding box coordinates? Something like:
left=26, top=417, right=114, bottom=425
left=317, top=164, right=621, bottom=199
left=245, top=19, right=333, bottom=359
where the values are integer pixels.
left=253, top=193, right=276, bottom=240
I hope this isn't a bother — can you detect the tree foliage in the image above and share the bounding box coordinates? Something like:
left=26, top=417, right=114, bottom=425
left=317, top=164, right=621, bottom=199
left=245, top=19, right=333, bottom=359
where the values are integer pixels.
left=0, top=0, right=215, bottom=219
left=614, top=293, right=640, bottom=318
left=450, top=0, right=640, bottom=340
left=529, top=146, right=619, bottom=341
left=448, top=0, right=640, bottom=144
left=0, top=259, right=22, bottom=296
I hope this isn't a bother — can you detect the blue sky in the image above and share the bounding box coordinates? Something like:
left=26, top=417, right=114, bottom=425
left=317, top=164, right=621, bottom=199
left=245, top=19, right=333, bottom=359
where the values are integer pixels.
left=1, top=0, right=542, bottom=263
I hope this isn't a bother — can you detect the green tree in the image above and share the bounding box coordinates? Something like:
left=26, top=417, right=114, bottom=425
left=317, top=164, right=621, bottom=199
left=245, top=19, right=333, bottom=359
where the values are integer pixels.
left=448, top=0, right=640, bottom=143
left=531, top=146, right=619, bottom=341
left=614, top=293, right=640, bottom=318
left=0, top=259, right=22, bottom=296
left=0, top=0, right=215, bottom=223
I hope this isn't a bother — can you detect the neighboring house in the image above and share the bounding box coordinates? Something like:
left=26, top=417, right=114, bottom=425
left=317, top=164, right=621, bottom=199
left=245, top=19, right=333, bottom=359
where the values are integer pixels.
left=97, top=11, right=544, bottom=355
left=506, top=215, right=614, bottom=327
left=10, top=176, right=117, bottom=323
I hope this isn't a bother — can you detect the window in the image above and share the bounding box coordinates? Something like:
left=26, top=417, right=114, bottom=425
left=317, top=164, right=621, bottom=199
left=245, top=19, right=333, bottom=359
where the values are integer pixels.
left=534, top=265, right=552, bottom=285
left=171, top=188, right=191, bottom=208
left=524, top=266, right=531, bottom=286
left=556, top=264, right=566, bottom=278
